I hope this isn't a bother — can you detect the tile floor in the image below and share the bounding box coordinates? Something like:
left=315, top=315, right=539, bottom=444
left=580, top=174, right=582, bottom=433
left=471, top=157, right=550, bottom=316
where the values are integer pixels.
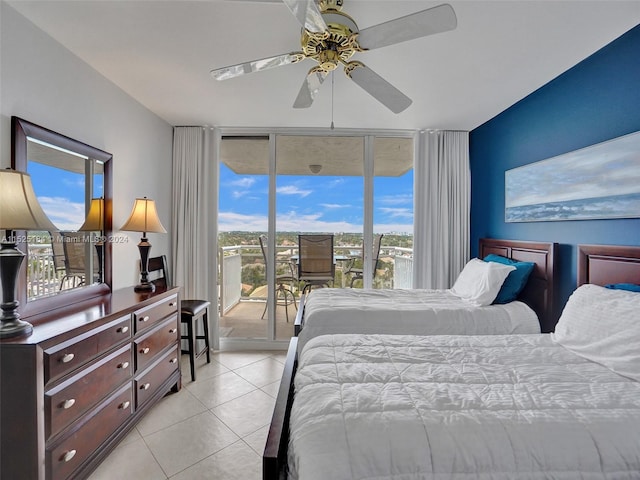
left=88, top=350, right=287, bottom=480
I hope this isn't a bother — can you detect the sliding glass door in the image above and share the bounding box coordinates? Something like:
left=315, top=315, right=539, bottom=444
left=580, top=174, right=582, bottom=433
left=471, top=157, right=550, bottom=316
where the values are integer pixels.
left=273, top=135, right=364, bottom=339
left=217, top=130, right=414, bottom=346
left=218, top=136, right=269, bottom=340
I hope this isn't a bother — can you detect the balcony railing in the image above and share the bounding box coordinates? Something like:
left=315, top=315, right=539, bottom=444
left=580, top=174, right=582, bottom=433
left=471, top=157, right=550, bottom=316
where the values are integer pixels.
left=26, top=244, right=63, bottom=299
left=218, top=243, right=414, bottom=314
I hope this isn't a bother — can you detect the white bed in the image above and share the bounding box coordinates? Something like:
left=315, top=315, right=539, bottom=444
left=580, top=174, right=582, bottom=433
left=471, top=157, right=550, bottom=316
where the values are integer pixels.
left=289, top=331, right=640, bottom=480
left=294, top=238, right=558, bottom=345
left=297, top=287, right=540, bottom=352
left=287, top=281, right=640, bottom=480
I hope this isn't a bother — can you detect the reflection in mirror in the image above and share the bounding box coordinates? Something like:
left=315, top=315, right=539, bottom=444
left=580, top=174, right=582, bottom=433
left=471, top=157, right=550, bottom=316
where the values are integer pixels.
left=25, top=139, right=105, bottom=299
left=12, top=117, right=112, bottom=319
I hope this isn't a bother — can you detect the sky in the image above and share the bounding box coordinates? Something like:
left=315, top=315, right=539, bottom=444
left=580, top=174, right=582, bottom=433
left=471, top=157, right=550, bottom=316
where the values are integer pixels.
left=29, top=162, right=103, bottom=231
left=218, top=163, right=414, bottom=234
left=29, top=160, right=414, bottom=235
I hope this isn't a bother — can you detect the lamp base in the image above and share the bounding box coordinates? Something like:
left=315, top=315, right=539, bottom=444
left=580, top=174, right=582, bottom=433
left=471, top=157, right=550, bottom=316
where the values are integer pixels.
left=134, top=282, right=156, bottom=293
left=0, top=240, right=33, bottom=339
left=134, top=237, right=155, bottom=293
left=0, top=318, right=33, bottom=339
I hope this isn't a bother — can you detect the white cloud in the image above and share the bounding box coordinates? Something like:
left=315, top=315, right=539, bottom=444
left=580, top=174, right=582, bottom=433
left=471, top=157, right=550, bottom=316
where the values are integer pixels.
left=378, top=207, right=413, bottom=218
left=320, top=203, right=351, bottom=209
left=219, top=210, right=412, bottom=234
left=276, top=185, right=312, bottom=197
left=38, top=196, right=85, bottom=231
left=328, top=178, right=346, bottom=188
left=229, top=177, right=256, bottom=188
left=378, top=194, right=412, bottom=205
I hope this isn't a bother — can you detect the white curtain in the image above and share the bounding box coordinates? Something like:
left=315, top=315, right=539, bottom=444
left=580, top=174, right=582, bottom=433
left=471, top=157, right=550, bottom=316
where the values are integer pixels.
left=413, top=130, right=470, bottom=289
left=171, top=126, right=219, bottom=348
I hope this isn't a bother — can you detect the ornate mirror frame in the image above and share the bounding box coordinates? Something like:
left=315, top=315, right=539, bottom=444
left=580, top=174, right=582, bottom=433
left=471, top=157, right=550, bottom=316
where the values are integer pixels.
left=11, top=116, right=113, bottom=320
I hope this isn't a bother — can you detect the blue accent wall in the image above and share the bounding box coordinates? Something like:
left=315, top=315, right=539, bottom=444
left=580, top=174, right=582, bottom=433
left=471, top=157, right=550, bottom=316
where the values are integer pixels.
left=470, top=24, right=640, bottom=324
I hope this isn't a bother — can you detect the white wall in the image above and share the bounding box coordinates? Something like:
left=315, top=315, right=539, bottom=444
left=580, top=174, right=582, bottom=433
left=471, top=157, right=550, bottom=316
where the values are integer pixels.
left=1, top=2, right=174, bottom=290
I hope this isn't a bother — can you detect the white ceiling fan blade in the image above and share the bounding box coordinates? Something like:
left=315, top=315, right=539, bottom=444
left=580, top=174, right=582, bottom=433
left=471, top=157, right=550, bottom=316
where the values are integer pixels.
left=357, top=3, right=457, bottom=50
left=293, top=68, right=328, bottom=108
left=282, top=0, right=327, bottom=34
left=345, top=62, right=412, bottom=114
left=211, top=52, right=304, bottom=80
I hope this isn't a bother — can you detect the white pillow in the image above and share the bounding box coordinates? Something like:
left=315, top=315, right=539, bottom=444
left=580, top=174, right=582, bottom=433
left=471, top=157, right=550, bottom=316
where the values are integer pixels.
left=551, top=284, right=640, bottom=381
left=449, top=258, right=515, bottom=306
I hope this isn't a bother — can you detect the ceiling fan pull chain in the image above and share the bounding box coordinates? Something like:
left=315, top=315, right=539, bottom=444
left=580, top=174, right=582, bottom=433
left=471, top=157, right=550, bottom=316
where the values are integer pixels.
left=330, top=71, right=335, bottom=130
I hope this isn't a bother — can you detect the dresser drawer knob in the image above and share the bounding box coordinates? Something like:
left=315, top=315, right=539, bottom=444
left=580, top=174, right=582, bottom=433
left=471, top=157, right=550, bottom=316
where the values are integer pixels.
left=61, top=353, right=75, bottom=363
left=118, top=361, right=130, bottom=370
left=139, top=315, right=150, bottom=323
left=61, top=399, right=76, bottom=410
left=169, top=328, right=177, bottom=334
left=140, top=383, right=151, bottom=390
left=169, top=301, right=177, bottom=307
left=61, top=450, right=77, bottom=462
left=119, top=401, right=131, bottom=410
left=170, top=357, right=178, bottom=364
left=118, top=326, right=129, bottom=333
left=140, top=347, right=150, bottom=355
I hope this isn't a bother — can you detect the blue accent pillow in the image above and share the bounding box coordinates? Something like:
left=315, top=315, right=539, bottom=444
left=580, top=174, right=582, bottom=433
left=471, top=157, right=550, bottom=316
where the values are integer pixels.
left=483, top=254, right=535, bottom=304
left=605, top=283, right=640, bottom=292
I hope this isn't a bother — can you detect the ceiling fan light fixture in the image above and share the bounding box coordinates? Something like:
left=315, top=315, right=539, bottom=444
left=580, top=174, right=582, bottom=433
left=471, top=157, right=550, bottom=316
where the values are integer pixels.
left=309, top=164, right=323, bottom=174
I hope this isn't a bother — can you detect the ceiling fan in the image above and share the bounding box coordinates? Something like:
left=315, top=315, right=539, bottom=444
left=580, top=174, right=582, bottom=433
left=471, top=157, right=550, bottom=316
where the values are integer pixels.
left=211, top=0, right=457, bottom=114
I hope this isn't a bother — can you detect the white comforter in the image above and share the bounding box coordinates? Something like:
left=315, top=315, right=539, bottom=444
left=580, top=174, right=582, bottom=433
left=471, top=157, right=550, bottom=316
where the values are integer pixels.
left=298, top=288, right=540, bottom=351
left=289, top=334, right=640, bottom=480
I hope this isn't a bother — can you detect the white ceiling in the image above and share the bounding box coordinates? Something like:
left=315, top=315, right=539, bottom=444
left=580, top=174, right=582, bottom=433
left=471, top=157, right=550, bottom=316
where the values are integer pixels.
left=8, top=0, right=640, bottom=131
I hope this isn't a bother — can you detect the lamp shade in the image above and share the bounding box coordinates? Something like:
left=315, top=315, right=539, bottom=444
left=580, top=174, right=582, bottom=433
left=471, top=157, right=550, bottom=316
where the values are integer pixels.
left=78, top=197, right=104, bottom=231
left=120, top=197, right=166, bottom=234
left=0, top=169, right=58, bottom=231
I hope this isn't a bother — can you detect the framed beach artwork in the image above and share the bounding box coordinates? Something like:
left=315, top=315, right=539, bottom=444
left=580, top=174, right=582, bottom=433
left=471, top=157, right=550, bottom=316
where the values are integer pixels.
left=505, top=130, right=640, bottom=222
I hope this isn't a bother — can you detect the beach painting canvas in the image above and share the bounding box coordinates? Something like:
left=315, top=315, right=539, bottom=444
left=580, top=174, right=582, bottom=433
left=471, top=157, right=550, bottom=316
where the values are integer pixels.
left=505, top=131, right=640, bottom=222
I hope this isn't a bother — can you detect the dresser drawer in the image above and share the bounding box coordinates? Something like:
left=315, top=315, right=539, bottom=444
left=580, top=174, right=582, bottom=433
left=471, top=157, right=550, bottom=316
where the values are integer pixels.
left=133, top=294, right=178, bottom=333
left=135, top=315, right=179, bottom=372
left=43, top=315, right=131, bottom=384
left=47, top=384, right=133, bottom=480
left=46, top=344, right=132, bottom=440
left=135, top=345, right=180, bottom=408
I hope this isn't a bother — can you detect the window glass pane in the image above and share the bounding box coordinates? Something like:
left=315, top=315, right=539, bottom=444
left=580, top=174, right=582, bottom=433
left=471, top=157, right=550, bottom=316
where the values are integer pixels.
left=218, top=136, right=269, bottom=340
left=373, top=137, right=414, bottom=289
left=275, top=135, right=364, bottom=338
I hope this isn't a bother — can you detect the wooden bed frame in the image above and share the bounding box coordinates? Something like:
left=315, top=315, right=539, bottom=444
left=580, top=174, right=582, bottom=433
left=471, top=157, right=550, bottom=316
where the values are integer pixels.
left=479, top=238, right=557, bottom=332
left=294, top=238, right=558, bottom=335
left=577, top=244, right=640, bottom=286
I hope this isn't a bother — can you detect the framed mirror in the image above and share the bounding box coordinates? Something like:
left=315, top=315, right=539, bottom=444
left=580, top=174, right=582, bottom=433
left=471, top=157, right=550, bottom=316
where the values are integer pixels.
left=12, top=117, right=113, bottom=320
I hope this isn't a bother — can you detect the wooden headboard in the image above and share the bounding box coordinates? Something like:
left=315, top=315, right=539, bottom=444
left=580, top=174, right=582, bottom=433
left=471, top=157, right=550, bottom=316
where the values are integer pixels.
left=578, top=244, right=640, bottom=287
left=479, top=238, right=558, bottom=333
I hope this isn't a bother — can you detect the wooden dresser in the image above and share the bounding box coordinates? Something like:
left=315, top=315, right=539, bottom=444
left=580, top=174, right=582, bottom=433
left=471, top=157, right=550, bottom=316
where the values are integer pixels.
left=0, top=286, right=182, bottom=480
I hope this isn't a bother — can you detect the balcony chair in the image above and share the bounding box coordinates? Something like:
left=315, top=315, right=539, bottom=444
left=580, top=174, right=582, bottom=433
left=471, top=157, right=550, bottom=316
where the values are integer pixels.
left=259, top=235, right=297, bottom=322
left=51, top=231, right=99, bottom=291
left=297, top=234, right=335, bottom=294
left=147, top=255, right=211, bottom=382
left=346, top=233, right=384, bottom=288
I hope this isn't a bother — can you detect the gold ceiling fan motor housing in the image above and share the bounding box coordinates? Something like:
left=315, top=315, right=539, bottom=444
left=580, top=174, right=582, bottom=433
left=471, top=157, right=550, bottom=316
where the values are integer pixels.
left=301, top=0, right=363, bottom=73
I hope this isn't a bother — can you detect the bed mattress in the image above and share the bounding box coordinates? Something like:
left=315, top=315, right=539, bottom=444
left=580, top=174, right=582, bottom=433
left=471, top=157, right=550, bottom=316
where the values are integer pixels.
left=298, top=288, right=540, bottom=351
left=289, top=333, right=640, bottom=480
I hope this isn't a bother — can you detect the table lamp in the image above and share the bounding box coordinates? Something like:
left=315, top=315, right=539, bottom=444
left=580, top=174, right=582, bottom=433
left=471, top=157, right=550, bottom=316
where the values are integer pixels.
left=0, top=169, right=58, bottom=338
left=78, top=197, right=104, bottom=282
left=120, top=197, right=166, bottom=292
